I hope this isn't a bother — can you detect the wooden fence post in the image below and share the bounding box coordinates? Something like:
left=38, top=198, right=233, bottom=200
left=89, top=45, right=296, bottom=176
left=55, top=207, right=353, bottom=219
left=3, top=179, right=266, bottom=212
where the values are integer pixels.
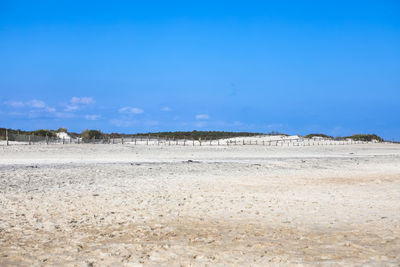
left=6, top=129, right=9, bottom=146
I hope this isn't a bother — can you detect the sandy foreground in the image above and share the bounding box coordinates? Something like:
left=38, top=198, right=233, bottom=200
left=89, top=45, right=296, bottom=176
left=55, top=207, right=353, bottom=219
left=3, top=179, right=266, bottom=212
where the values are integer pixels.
left=0, top=143, right=399, bottom=266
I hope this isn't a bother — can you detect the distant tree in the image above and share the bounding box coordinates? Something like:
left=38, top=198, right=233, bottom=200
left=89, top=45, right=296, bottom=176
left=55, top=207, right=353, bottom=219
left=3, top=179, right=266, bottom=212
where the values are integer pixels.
left=33, top=129, right=57, bottom=138
left=81, top=129, right=103, bottom=140
left=266, top=131, right=288, bottom=136
left=109, top=133, right=123, bottom=138
left=57, top=128, right=67, bottom=133
left=81, top=129, right=89, bottom=139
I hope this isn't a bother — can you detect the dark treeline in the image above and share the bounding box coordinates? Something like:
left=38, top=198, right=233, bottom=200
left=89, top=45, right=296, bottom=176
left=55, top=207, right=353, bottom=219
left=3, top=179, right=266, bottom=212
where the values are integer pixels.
left=0, top=128, right=270, bottom=140
left=0, top=127, right=385, bottom=142
left=0, top=128, right=58, bottom=139
left=305, top=133, right=384, bottom=142
left=131, top=131, right=267, bottom=140
left=337, top=134, right=384, bottom=142
left=0, top=127, right=81, bottom=140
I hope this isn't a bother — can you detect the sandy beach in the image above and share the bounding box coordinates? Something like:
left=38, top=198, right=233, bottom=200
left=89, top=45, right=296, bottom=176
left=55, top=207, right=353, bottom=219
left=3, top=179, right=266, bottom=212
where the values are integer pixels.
left=1, top=142, right=399, bottom=266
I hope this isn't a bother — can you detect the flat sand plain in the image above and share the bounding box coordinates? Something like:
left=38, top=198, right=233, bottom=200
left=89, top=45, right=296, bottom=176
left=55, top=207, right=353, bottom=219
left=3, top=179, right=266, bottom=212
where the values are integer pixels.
left=0, top=143, right=399, bottom=266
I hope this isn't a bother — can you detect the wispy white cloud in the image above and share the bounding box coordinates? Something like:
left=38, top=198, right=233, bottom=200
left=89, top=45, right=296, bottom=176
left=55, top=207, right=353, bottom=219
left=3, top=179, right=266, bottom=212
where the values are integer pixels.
left=65, top=105, right=79, bottom=111
left=6, top=99, right=56, bottom=113
left=55, top=112, right=75, bottom=118
left=85, top=114, right=101, bottom=120
left=71, top=97, right=94, bottom=105
left=4, top=99, right=85, bottom=118
left=161, top=106, right=171, bottom=111
left=65, top=96, right=94, bottom=111
left=27, top=99, right=46, bottom=109
left=110, top=119, right=136, bottom=127
left=118, top=107, right=144, bottom=114
left=195, top=114, right=209, bottom=120
left=4, top=101, right=25, bottom=108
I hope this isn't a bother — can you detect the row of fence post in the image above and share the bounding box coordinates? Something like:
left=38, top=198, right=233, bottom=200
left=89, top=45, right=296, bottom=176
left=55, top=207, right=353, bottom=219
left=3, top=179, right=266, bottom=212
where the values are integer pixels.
left=2, top=130, right=379, bottom=146
left=92, top=138, right=370, bottom=146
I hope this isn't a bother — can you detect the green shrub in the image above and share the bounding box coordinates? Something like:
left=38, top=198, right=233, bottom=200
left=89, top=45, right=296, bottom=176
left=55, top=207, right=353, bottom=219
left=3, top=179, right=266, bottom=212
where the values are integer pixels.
left=304, top=133, right=333, bottom=139
left=132, top=131, right=267, bottom=140
left=344, top=134, right=383, bottom=142
left=33, top=129, right=57, bottom=138
left=81, top=129, right=103, bottom=140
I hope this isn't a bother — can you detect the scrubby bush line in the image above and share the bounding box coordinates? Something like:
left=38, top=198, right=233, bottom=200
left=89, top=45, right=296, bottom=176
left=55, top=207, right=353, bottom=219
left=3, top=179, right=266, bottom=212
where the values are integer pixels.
left=0, top=127, right=385, bottom=142
left=304, top=133, right=334, bottom=139
left=304, top=133, right=384, bottom=142
left=336, top=134, right=384, bottom=142
left=132, top=131, right=266, bottom=140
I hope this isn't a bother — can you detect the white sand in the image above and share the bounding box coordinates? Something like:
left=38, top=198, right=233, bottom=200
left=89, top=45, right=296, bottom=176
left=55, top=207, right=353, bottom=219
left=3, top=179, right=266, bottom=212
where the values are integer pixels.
left=0, top=143, right=399, bottom=266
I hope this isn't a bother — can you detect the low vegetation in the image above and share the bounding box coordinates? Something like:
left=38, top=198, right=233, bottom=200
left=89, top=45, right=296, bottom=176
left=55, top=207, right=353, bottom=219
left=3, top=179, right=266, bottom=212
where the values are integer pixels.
left=0, top=127, right=385, bottom=142
left=80, top=129, right=103, bottom=140
left=337, top=134, right=384, bottom=142
left=0, top=128, right=58, bottom=139
left=304, top=133, right=334, bottom=139
left=132, top=131, right=266, bottom=140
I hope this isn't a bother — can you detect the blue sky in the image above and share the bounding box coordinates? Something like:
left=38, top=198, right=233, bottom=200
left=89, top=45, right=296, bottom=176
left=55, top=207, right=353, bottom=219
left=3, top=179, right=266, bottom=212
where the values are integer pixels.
left=1, top=1, right=399, bottom=139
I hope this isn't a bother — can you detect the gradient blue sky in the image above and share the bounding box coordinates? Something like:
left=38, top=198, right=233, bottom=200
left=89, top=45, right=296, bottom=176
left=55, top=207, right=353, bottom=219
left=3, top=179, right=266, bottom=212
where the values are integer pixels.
left=1, top=1, right=399, bottom=139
